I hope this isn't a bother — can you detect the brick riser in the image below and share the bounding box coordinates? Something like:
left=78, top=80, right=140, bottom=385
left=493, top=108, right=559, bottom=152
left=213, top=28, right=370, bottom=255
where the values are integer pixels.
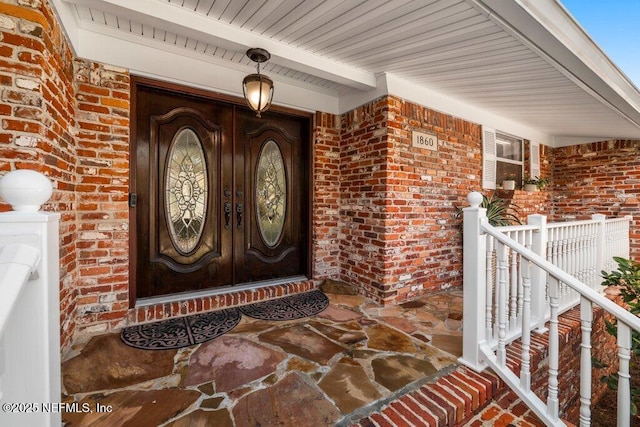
left=125, top=280, right=316, bottom=326
left=349, top=303, right=617, bottom=427
left=349, top=366, right=543, bottom=427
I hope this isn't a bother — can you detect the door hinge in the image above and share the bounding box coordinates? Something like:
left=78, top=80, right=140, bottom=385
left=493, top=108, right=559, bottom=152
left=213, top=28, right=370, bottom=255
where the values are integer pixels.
left=128, top=193, right=137, bottom=208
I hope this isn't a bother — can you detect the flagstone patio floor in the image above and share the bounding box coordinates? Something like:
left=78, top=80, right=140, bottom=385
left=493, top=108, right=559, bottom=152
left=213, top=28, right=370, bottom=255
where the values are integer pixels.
left=60, top=287, right=544, bottom=426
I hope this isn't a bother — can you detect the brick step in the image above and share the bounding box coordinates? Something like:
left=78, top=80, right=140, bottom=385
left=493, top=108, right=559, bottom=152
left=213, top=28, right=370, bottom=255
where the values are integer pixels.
left=347, top=300, right=620, bottom=427
left=349, top=365, right=545, bottom=427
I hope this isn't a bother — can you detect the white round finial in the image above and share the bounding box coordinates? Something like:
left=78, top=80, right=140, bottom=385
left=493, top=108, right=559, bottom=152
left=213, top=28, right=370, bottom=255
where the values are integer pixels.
left=467, top=191, right=483, bottom=208
left=0, top=170, right=53, bottom=212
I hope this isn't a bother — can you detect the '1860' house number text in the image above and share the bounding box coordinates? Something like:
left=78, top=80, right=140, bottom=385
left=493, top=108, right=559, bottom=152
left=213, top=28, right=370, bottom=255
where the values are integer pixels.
left=411, top=130, right=438, bottom=151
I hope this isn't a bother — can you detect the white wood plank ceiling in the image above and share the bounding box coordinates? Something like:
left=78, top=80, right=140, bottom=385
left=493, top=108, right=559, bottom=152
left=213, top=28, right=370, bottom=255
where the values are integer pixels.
left=53, top=0, right=640, bottom=144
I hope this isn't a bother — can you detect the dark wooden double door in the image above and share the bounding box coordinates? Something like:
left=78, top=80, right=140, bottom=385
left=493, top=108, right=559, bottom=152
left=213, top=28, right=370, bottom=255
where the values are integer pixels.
left=132, top=80, right=309, bottom=300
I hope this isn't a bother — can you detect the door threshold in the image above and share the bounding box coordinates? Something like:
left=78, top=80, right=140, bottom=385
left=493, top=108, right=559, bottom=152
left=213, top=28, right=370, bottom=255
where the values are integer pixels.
left=135, top=275, right=309, bottom=308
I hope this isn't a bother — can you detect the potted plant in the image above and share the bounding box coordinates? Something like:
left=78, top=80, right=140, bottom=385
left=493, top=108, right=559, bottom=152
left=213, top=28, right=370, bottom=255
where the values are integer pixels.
left=502, top=174, right=517, bottom=190
left=481, top=194, right=521, bottom=226
left=523, top=176, right=549, bottom=192
left=455, top=194, right=521, bottom=226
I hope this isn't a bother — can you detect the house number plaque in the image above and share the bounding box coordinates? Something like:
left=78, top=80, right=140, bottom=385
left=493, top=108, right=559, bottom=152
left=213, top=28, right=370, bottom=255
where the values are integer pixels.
left=412, top=130, right=438, bottom=151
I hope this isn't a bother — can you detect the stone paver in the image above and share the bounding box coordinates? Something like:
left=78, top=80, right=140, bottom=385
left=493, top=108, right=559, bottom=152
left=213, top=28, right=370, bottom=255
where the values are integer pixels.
left=61, top=287, right=465, bottom=426
left=258, top=324, right=346, bottom=364
left=184, top=335, right=285, bottom=390
left=372, top=355, right=438, bottom=392
left=62, top=333, right=177, bottom=394
left=318, top=357, right=383, bottom=413
left=232, top=372, right=341, bottom=427
left=62, top=389, right=200, bottom=427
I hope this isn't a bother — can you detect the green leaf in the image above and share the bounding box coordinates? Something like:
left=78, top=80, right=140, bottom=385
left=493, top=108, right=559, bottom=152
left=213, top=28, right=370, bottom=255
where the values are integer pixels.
left=592, top=357, right=609, bottom=369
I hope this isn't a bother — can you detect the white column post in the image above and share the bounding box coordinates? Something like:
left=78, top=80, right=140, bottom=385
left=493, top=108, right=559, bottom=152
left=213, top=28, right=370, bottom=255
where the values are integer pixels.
left=528, top=214, right=548, bottom=331
left=459, top=191, right=488, bottom=372
left=0, top=170, right=60, bottom=427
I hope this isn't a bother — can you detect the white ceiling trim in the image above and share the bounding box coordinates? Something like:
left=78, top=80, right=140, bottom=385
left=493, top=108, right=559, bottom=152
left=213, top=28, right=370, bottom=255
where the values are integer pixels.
left=61, top=0, right=377, bottom=91
left=77, top=28, right=339, bottom=114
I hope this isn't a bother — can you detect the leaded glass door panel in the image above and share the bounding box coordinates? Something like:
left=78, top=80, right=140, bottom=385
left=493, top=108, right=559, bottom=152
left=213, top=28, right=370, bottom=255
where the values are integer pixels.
left=134, top=83, right=233, bottom=299
left=234, top=111, right=308, bottom=284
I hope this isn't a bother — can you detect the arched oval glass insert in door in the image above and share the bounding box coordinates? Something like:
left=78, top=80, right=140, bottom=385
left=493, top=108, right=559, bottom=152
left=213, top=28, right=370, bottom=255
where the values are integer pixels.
left=165, top=128, right=208, bottom=254
left=256, top=139, right=286, bottom=247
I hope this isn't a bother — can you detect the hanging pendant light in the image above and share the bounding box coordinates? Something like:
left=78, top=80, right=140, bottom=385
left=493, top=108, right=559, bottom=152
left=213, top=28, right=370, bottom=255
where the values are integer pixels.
left=242, top=48, right=274, bottom=118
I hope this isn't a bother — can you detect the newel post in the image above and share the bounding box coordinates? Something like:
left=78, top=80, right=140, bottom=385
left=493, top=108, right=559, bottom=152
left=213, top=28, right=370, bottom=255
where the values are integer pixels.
left=0, top=170, right=61, bottom=427
left=459, top=191, right=488, bottom=371
left=528, top=214, right=548, bottom=331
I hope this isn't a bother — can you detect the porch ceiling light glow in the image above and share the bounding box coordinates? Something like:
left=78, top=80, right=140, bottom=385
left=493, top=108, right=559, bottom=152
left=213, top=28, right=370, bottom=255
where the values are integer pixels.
left=242, top=48, right=274, bottom=118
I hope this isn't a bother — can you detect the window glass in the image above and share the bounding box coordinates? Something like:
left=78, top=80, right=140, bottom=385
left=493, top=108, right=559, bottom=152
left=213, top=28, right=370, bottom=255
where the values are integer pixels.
left=496, top=132, right=522, bottom=161
left=495, top=132, right=523, bottom=187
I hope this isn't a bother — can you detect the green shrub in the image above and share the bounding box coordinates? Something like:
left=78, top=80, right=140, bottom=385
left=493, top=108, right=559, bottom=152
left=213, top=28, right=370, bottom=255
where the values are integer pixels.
left=600, top=257, right=640, bottom=415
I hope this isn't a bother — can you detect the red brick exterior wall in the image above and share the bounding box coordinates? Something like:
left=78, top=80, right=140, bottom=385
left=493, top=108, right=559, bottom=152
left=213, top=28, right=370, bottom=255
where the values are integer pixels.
left=553, top=140, right=640, bottom=259
left=0, top=0, right=78, bottom=352
left=339, top=98, right=395, bottom=301
left=337, top=96, right=554, bottom=304
left=313, top=112, right=341, bottom=279
left=74, top=60, right=130, bottom=335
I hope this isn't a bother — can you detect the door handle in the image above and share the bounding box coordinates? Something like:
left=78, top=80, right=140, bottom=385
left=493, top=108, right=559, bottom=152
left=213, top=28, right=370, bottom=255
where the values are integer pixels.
left=224, top=202, right=232, bottom=229
left=236, top=202, right=243, bottom=228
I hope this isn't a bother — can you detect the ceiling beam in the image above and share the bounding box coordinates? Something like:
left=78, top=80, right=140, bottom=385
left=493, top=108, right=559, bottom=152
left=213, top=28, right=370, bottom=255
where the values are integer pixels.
left=62, top=0, right=377, bottom=90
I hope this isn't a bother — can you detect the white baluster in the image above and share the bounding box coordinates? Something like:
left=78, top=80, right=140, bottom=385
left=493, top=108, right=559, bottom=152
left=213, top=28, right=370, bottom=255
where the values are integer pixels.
left=516, top=230, right=527, bottom=328
left=496, top=241, right=508, bottom=367
left=588, top=223, right=597, bottom=289
left=580, top=297, right=592, bottom=427
left=617, top=322, right=631, bottom=427
left=485, top=236, right=494, bottom=341
left=510, top=236, right=518, bottom=330
left=520, top=252, right=531, bottom=391
left=547, top=276, right=560, bottom=420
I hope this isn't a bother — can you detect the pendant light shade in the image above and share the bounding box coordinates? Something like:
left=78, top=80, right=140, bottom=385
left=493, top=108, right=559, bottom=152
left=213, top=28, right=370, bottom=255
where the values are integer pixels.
left=243, top=48, right=274, bottom=117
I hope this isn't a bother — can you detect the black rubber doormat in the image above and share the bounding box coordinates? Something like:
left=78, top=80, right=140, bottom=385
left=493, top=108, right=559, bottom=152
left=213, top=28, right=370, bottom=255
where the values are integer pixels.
left=120, top=290, right=329, bottom=350
left=121, top=307, right=242, bottom=350
left=239, top=289, right=329, bottom=321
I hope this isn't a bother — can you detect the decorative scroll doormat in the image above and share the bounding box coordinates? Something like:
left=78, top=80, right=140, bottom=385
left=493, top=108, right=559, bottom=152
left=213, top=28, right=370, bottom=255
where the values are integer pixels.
left=121, top=290, right=329, bottom=350
left=239, top=289, right=329, bottom=321
left=121, top=307, right=242, bottom=350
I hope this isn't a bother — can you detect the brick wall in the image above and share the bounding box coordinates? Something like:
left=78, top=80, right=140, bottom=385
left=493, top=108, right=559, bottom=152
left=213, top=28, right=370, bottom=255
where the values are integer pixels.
left=339, top=97, right=392, bottom=301
left=0, top=1, right=135, bottom=349
left=73, top=60, right=130, bottom=336
left=0, top=0, right=78, bottom=352
left=312, top=112, right=341, bottom=279
left=554, top=140, right=640, bottom=259
left=339, top=96, right=483, bottom=304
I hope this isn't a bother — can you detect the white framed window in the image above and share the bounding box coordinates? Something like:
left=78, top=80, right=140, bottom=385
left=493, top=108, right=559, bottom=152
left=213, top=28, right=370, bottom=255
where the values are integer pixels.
left=482, top=126, right=525, bottom=189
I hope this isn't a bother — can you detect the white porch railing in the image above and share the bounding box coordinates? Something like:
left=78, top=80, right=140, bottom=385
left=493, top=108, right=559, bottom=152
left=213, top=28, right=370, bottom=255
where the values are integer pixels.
left=460, top=191, right=639, bottom=427
left=0, top=170, right=60, bottom=427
